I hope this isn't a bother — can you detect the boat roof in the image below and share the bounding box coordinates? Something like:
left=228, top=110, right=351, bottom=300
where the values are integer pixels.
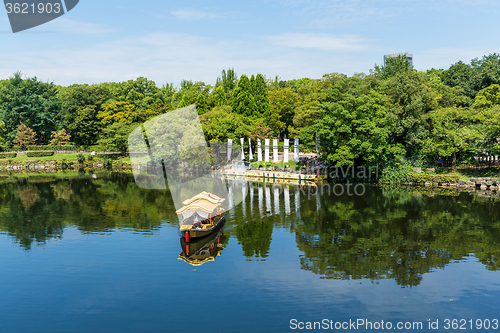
left=177, top=254, right=216, bottom=266
left=175, top=198, right=223, bottom=214
left=181, top=191, right=225, bottom=206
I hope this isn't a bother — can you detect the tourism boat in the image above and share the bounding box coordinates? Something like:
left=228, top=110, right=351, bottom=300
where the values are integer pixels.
left=176, top=191, right=225, bottom=242
left=177, top=226, right=226, bottom=266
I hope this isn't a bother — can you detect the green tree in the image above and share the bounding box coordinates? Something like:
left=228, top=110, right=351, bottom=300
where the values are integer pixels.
left=254, top=73, right=270, bottom=117
left=422, top=107, right=482, bottom=166
left=217, top=68, right=237, bottom=93
left=232, top=74, right=257, bottom=117
left=96, top=122, right=138, bottom=152
left=195, top=93, right=207, bottom=115
left=98, top=101, right=154, bottom=125
left=177, top=93, right=190, bottom=108
left=249, top=74, right=256, bottom=95
left=442, top=60, right=477, bottom=99
left=212, top=86, right=228, bottom=107
left=106, top=77, right=168, bottom=112
left=374, top=54, right=414, bottom=79
left=268, top=87, right=298, bottom=137
left=303, top=76, right=405, bottom=166
left=59, top=83, right=110, bottom=146
left=200, top=105, right=252, bottom=142
left=384, top=71, right=436, bottom=156
left=472, top=84, right=500, bottom=108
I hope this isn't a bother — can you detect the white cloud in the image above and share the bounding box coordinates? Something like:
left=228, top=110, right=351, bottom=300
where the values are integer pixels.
left=0, top=31, right=380, bottom=86
left=170, top=9, right=222, bottom=21
left=267, top=33, right=376, bottom=51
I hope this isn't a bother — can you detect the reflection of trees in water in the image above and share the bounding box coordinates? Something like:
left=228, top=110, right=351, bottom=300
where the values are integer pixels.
left=18, top=185, right=41, bottom=209
left=291, top=185, right=500, bottom=287
left=0, top=174, right=177, bottom=250
left=50, top=183, right=73, bottom=201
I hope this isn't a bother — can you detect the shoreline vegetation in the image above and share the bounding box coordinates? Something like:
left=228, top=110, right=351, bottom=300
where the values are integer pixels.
left=1, top=149, right=500, bottom=188
left=2, top=54, right=500, bottom=185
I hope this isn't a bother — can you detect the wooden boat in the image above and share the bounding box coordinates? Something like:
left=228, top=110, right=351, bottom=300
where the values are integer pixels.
left=176, top=191, right=225, bottom=242
left=177, top=224, right=226, bottom=266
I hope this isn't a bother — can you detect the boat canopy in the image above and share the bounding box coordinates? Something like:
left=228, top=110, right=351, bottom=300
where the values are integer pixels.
left=176, top=191, right=225, bottom=224
left=181, top=191, right=225, bottom=206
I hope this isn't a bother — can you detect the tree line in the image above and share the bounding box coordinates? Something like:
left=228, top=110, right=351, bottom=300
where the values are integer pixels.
left=1, top=53, right=500, bottom=166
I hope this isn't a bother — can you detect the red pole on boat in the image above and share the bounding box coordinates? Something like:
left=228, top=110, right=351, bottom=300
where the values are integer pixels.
left=185, top=231, right=189, bottom=242
left=186, top=244, right=189, bottom=254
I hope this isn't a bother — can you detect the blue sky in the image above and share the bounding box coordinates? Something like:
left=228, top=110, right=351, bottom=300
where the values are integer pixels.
left=1, top=0, right=499, bottom=87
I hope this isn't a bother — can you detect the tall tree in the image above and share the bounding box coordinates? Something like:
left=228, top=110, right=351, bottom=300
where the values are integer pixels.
left=217, top=68, right=237, bottom=93
left=249, top=74, right=256, bottom=95
left=232, top=74, right=257, bottom=117
left=254, top=73, right=270, bottom=117
left=195, top=93, right=207, bottom=115
left=0, top=72, right=61, bottom=145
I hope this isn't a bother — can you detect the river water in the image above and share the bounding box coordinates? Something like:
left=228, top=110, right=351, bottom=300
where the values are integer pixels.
left=0, top=173, right=499, bottom=332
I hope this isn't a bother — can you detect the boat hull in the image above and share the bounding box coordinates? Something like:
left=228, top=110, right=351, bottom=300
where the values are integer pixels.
left=180, top=215, right=225, bottom=241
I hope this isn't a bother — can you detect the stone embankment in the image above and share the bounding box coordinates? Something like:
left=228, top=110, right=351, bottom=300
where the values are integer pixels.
left=421, top=177, right=500, bottom=190
left=0, top=160, right=132, bottom=172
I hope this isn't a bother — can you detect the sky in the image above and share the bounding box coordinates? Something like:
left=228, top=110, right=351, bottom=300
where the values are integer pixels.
left=1, top=0, right=499, bottom=87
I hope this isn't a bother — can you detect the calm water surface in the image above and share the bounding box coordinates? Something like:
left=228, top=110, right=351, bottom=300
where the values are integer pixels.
left=0, top=173, right=499, bottom=332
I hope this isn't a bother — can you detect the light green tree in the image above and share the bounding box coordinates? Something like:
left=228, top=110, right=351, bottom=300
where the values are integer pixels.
left=472, top=84, right=500, bottom=108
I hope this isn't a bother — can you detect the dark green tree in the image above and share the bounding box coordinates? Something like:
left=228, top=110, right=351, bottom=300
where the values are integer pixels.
left=254, top=73, right=270, bottom=117
left=232, top=74, right=257, bottom=117
left=0, top=72, right=61, bottom=145
left=59, top=83, right=110, bottom=146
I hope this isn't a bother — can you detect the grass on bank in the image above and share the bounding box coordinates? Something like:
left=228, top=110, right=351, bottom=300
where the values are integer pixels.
left=1, top=153, right=131, bottom=162
left=8, top=153, right=82, bottom=161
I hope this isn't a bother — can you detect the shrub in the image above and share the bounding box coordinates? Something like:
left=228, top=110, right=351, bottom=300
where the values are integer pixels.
left=77, top=154, right=85, bottom=163
left=26, top=151, right=55, bottom=157
left=0, top=152, right=17, bottom=159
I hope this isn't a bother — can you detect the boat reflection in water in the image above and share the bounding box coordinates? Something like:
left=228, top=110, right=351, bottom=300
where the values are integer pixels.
left=178, top=220, right=226, bottom=266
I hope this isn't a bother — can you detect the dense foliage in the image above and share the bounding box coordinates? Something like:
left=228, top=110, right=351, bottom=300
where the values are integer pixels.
left=1, top=54, right=500, bottom=168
